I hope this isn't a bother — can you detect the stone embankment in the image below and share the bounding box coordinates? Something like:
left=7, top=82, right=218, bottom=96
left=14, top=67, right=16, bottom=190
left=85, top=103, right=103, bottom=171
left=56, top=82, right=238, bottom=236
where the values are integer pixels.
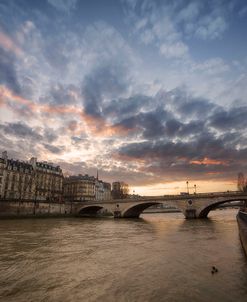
left=237, top=211, right=247, bottom=255
left=0, top=200, right=74, bottom=218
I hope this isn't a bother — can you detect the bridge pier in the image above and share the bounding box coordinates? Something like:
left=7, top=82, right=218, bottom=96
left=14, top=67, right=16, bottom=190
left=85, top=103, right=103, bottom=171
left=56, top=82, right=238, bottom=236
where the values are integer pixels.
left=113, top=210, right=122, bottom=218
left=184, top=209, right=197, bottom=219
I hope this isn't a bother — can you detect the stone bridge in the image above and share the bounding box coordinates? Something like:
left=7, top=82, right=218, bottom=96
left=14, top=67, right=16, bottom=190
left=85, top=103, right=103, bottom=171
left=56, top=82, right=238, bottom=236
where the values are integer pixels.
left=74, top=191, right=247, bottom=219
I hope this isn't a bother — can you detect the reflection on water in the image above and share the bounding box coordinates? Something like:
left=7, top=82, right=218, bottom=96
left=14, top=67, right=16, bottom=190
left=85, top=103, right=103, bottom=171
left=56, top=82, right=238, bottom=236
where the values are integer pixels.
left=0, top=209, right=247, bottom=302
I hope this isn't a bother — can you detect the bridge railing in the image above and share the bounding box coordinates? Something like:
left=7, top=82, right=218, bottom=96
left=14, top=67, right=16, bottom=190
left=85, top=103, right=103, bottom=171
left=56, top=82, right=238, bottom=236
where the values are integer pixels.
left=78, top=191, right=247, bottom=204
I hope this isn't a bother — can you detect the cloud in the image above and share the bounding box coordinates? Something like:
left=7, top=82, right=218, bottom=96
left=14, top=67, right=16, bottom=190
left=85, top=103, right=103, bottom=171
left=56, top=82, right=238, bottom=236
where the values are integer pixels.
left=42, top=83, right=80, bottom=106
left=0, top=48, right=21, bottom=94
left=43, top=143, right=64, bottom=154
left=195, top=16, right=227, bottom=40
left=0, top=30, right=23, bottom=57
left=0, top=122, right=42, bottom=141
left=122, top=0, right=244, bottom=61
left=191, top=58, right=229, bottom=75
left=47, top=0, right=77, bottom=12
left=103, top=87, right=247, bottom=183
left=81, top=61, right=131, bottom=117
left=123, top=0, right=189, bottom=59
left=160, top=41, right=188, bottom=59
left=209, top=106, right=247, bottom=131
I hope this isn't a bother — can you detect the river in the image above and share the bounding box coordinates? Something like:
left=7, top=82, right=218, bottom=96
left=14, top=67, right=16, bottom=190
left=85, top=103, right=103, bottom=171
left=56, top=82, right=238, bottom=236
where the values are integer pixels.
left=0, top=209, right=246, bottom=302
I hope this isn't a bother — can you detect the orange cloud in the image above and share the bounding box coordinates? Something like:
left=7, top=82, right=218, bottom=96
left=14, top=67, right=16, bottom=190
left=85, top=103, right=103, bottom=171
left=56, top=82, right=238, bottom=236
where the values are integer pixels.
left=0, top=31, right=23, bottom=57
left=80, top=112, right=132, bottom=137
left=190, top=157, right=228, bottom=166
left=0, top=85, right=132, bottom=138
left=206, top=171, right=222, bottom=175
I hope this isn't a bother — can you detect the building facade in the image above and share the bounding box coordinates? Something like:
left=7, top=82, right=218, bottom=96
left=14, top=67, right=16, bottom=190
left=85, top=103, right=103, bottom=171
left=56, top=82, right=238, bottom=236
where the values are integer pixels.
left=0, top=152, right=35, bottom=200
left=63, top=174, right=111, bottom=201
left=0, top=151, right=63, bottom=201
left=30, top=157, right=63, bottom=201
left=63, top=174, right=96, bottom=201
left=112, top=181, right=129, bottom=199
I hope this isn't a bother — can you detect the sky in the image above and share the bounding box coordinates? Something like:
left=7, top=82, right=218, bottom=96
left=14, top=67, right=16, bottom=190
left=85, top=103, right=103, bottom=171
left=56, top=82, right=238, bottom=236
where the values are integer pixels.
left=0, top=0, right=247, bottom=195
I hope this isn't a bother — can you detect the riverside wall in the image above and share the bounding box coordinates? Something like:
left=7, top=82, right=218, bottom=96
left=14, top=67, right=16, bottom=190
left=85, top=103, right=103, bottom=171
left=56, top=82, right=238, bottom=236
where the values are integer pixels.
left=0, top=199, right=75, bottom=218
left=237, top=211, right=247, bottom=256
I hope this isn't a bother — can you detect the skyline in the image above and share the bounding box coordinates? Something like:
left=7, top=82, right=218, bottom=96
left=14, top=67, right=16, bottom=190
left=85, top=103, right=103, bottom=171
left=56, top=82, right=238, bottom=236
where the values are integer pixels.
left=0, top=0, right=247, bottom=195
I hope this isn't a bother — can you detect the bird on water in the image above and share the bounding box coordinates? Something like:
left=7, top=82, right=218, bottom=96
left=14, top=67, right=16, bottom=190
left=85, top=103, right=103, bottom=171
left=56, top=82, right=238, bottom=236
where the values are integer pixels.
left=211, top=266, right=218, bottom=274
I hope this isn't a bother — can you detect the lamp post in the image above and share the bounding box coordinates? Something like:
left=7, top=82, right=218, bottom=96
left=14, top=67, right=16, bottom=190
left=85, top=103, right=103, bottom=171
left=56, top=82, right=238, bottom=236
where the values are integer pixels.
left=186, top=181, right=189, bottom=194
left=194, top=184, right=197, bottom=194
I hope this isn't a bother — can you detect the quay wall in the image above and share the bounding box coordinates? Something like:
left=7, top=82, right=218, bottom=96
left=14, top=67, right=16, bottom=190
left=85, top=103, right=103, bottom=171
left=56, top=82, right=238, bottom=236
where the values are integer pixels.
left=0, top=199, right=75, bottom=218
left=237, top=211, right=247, bottom=256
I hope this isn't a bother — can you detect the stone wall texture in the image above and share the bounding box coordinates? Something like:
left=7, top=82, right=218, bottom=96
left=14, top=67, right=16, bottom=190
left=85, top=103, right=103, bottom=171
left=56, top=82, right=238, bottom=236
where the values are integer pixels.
left=0, top=200, right=74, bottom=218
left=237, top=211, right=247, bottom=256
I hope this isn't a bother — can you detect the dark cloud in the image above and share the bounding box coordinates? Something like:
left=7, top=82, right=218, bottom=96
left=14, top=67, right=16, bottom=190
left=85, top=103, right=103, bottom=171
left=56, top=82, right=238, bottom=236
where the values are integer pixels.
left=0, top=48, right=20, bottom=93
left=43, top=128, right=58, bottom=142
left=81, top=61, right=131, bottom=117
left=47, top=83, right=79, bottom=105
left=178, top=120, right=205, bottom=136
left=103, top=94, right=151, bottom=117
left=177, top=98, right=218, bottom=119
left=43, top=144, right=64, bottom=154
left=1, top=122, right=42, bottom=141
left=209, top=106, right=247, bottom=130
left=116, top=127, right=247, bottom=182
left=165, top=119, right=182, bottom=137
left=113, top=107, right=169, bottom=139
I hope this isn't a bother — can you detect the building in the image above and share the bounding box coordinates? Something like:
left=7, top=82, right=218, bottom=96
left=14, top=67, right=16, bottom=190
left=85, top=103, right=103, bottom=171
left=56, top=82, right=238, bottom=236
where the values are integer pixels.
left=29, top=157, right=63, bottom=201
left=63, top=174, right=96, bottom=201
left=63, top=174, right=111, bottom=201
left=0, top=152, right=35, bottom=200
left=112, top=181, right=129, bottom=199
left=0, top=151, right=63, bottom=201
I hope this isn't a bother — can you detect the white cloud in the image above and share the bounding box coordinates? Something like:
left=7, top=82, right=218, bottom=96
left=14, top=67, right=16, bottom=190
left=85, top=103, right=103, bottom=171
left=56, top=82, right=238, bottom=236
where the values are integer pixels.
left=47, top=0, right=77, bottom=12
left=195, top=16, right=227, bottom=40
left=160, top=42, right=188, bottom=59
left=191, top=58, right=229, bottom=75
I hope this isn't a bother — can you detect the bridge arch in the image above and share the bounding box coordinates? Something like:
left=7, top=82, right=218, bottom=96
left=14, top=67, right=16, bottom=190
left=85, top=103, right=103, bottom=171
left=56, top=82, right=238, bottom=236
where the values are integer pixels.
left=78, top=205, right=113, bottom=217
left=122, top=202, right=180, bottom=218
left=198, top=198, right=245, bottom=218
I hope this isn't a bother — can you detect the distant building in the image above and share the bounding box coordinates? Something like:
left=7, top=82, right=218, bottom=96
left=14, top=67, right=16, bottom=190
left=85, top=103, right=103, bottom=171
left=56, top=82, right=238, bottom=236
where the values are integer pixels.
left=112, top=181, right=129, bottom=199
left=0, top=151, right=63, bottom=201
left=63, top=174, right=96, bottom=201
left=63, top=174, right=111, bottom=201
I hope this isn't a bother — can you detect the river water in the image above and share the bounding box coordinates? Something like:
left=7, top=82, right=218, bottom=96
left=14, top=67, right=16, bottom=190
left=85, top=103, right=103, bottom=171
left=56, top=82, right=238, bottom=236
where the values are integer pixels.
left=0, top=209, right=247, bottom=302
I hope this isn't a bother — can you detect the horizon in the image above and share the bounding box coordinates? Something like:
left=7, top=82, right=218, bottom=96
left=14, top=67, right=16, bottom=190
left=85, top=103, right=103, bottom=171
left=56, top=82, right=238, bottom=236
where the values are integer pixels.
left=0, top=0, right=247, bottom=196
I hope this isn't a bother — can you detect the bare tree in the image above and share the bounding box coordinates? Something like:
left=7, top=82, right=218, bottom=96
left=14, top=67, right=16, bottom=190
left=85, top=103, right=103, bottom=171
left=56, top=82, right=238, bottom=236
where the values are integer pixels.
left=238, top=172, right=247, bottom=192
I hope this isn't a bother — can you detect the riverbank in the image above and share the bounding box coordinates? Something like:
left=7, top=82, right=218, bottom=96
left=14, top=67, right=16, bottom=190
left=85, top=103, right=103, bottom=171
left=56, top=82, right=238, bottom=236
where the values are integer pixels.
left=237, top=211, right=247, bottom=256
left=0, top=200, right=73, bottom=218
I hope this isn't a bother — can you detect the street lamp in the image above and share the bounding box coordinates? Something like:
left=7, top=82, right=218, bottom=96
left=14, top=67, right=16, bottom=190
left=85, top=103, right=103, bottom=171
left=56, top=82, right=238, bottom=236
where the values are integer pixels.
left=186, top=181, right=189, bottom=194
left=194, top=184, right=197, bottom=194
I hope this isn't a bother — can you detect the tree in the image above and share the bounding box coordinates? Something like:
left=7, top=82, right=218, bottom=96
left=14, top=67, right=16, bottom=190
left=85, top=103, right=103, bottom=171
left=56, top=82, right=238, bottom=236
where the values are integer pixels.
left=111, top=182, right=129, bottom=199
left=238, top=172, right=247, bottom=192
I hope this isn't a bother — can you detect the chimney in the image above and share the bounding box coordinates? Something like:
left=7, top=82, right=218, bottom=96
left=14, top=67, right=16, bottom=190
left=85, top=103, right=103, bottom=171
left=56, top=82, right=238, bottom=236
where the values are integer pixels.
left=30, top=157, right=37, bottom=168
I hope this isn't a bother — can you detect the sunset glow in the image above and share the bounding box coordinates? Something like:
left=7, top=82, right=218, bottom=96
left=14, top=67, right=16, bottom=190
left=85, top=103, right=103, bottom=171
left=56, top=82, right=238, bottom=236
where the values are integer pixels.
left=1, top=0, right=247, bottom=195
